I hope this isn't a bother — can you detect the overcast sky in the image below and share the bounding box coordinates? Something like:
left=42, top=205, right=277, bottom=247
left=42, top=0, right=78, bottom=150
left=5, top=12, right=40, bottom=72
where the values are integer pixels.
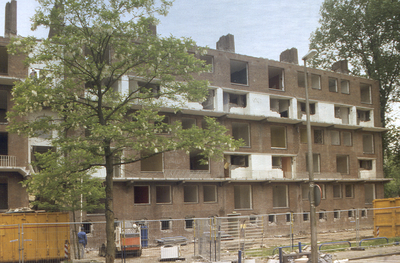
left=0, top=0, right=325, bottom=61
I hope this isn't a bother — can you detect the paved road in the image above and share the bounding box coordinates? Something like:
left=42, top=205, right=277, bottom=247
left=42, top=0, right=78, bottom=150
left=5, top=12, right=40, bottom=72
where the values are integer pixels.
left=350, top=254, right=400, bottom=262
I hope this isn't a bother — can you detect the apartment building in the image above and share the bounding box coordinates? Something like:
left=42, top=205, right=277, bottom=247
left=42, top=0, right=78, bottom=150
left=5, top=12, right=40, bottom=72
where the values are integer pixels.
left=0, top=2, right=389, bottom=234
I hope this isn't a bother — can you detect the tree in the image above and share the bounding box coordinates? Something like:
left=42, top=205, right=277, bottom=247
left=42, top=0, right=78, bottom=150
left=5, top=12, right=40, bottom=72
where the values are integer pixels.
left=7, top=1, right=241, bottom=262
left=310, top=0, right=400, bottom=128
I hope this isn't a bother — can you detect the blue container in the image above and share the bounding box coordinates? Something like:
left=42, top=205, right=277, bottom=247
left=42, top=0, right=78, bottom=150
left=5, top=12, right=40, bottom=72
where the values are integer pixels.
left=141, top=225, right=148, bottom=247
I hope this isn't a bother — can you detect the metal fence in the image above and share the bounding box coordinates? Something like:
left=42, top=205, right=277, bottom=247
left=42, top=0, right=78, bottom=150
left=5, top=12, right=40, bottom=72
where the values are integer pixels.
left=1, top=207, right=399, bottom=263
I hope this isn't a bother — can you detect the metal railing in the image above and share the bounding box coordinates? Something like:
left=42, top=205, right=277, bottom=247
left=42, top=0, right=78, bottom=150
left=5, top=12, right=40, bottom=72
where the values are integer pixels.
left=0, top=155, right=16, bottom=167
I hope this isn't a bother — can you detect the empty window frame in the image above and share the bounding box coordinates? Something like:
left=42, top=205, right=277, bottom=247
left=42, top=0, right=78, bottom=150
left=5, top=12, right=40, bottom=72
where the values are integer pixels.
left=334, top=210, right=340, bottom=219
left=185, top=218, right=194, bottom=229
left=160, top=220, right=171, bottom=230
left=273, top=185, right=288, bottom=208
left=0, top=133, right=8, bottom=155
left=0, top=90, right=7, bottom=123
left=365, top=184, right=375, bottom=204
left=357, top=109, right=371, bottom=124
left=345, top=184, right=354, bottom=198
left=300, top=129, right=307, bottom=144
left=203, top=185, right=217, bottom=203
left=314, top=129, right=324, bottom=144
left=202, top=90, right=215, bottom=110
left=184, top=185, right=198, bottom=203
left=311, top=74, right=321, bottom=89
left=331, top=130, right=340, bottom=145
left=230, top=60, right=248, bottom=85
left=268, top=214, right=276, bottom=223
left=232, top=122, right=250, bottom=147
left=297, top=71, right=305, bottom=87
left=224, top=92, right=247, bottom=111
left=271, top=126, right=287, bottom=148
left=272, top=156, right=282, bottom=169
left=181, top=118, right=196, bottom=130
left=138, top=81, right=161, bottom=98
left=285, top=213, right=292, bottom=222
left=348, top=209, right=355, bottom=218
left=298, top=102, right=315, bottom=118
left=154, top=116, right=169, bottom=134
left=0, top=177, right=7, bottom=210
left=363, top=134, right=374, bottom=154
left=361, top=209, right=367, bottom=218
left=334, top=106, right=350, bottom=124
left=303, top=212, right=309, bottom=221
left=200, top=55, right=213, bottom=72
left=343, top=131, right=352, bottom=146
left=82, top=222, right=92, bottom=234
left=0, top=46, right=8, bottom=74
left=268, top=66, right=284, bottom=90
left=270, top=98, right=290, bottom=118
left=337, top=155, right=349, bottom=174
left=359, top=159, right=373, bottom=170
left=360, top=83, right=372, bottom=104
left=329, top=78, right=338, bottom=92
left=318, top=210, right=327, bottom=221
left=231, top=155, right=249, bottom=168
left=141, top=152, right=163, bottom=172
left=341, top=80, right=350, bottom=94
left=190, top=150, right=209, bottom=171
left=156, top=185, right=172, bottom=204
left=306, top=153, right=321, bottom=173
left=333, top=184, right=342, bottom=199
left=134, top=186, right=150, bottom=204
left=234, top=185, right=252, bottom=209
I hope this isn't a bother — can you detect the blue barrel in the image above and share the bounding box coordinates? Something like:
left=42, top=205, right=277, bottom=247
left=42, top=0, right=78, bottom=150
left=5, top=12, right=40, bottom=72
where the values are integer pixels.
left=141, top=225, right=148, bottom=247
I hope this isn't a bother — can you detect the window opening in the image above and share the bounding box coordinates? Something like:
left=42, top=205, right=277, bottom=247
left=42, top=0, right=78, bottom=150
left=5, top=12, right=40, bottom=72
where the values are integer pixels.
left=234, top=185, right=252, bottom=209
left=298, top=71, right=305, bottom=87
left=285, top=213, right=291, bottom=222
left=329, top=78, right=338, bottom=92
left=363, top=134, right=374, bottom=154
left=331, top=130, right=340, bottom=145
left=181, top=118, right=196, bottom=130
left=203, top=185, right=217, bottom=203
left=138, top=81, right=160, bottom=98
left=333, top=184, right=342, bottom=198
left=202, top=90, right=215, bottom=110
left=134, top=186, right=150, bottom=204
left=334, top=210, right=340, bottom=219
left=357, top=109, right=370, bottom=124
left=336, top=155, right=349, bottom=174
left=272, top=157, right=282, bottom=169
left=348, top=209, right=354, bottom=218
left=230, top=60, right=248, bottom=85
left=273, top=185, right=288, bottom=208
left=185, top=218, right=194, bottom=229
left=365, top=184, right=375, bottom=204
left=0, top=177, right=8, bottom=210
left=271, top=126, right=286, bottom=148
left=0, top=46, right=8, bottom=74
left=360, top=83, right=371, bottom=104
left=345, top=184, right=354, bottom=198
left=314, top=129, right=324, bottom=144
left=232, top=122, right=250, bottom=147
left=303, top=212, right=309, bottom=221
left=0, top=133, right=8, bottom=155
left=343, top=132, right=352, bottom=146
left=184, top=185, right=198, bottom=203
left=223, top=92, right=247, bottom=111
left=230, top=155, right=249, bottom=168
left=268, top=214, right=276, bottom=223
left=359, top=160, right=372, bottom=170
left=341, top=80, right=350, bottom=94
left=0, top=91, right=7, bottom=123
left=249, top=216, right=257, bottom=224
left=268, top=66, right=284, bottom=90
left=298, top=102, right=315, bottom=118
left=306, top=153, right=320, bottom=173
left=161, top=220, right=171, bottom=230
left=318, top=211, right=327, bottom=220
left=190, top=150, right=209, bottom=171
left=154, top=116, right=169, bottom=134
left=156, top=185, right=171, bottom=204
left=361, top=209, right=367, bottom=218
left=311, top=74, right=321, bottom=89
left=200, top=55, right=213, bottom=72
left=270, top=98, right=290, bottom=117
left=334, top=106, right=350, bottom=124
left=82, top=222, right=92, bottom=234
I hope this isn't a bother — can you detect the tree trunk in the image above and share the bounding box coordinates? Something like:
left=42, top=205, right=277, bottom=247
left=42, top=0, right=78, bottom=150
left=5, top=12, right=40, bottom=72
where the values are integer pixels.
left=105, top=146, right=116, bottom=263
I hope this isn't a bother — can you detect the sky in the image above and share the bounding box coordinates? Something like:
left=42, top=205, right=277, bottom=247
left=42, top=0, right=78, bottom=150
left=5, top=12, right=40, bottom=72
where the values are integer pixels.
left=0, top=0, right=325, bottom=61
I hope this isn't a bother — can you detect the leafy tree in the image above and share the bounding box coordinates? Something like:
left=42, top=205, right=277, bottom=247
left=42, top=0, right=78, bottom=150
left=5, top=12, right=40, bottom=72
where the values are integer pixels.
left=7, top=0, right=241, bottom=262
left=310, top=0, right=400, bottom=127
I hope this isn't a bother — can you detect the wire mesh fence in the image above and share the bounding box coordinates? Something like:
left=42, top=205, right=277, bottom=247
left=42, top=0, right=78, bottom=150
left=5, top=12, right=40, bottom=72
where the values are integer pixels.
left=0, top=206, right=399, bottom=262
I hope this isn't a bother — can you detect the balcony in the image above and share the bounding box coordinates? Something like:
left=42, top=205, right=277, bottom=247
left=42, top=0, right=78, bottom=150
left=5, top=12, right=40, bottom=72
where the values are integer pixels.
left=0, top=155, right=16, bottom=167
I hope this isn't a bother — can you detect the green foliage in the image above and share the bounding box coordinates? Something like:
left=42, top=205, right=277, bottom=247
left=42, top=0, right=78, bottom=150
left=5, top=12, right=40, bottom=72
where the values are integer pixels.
left=310, top=0, right=400, bottom=126
left=384, top=125, right=400, bottom=197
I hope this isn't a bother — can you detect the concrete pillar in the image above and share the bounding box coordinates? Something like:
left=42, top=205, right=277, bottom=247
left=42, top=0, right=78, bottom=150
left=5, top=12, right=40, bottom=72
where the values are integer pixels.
left=216, top=34, right=235, bottom=53
left=5, top=0, right=17, bottom=38
left=280, top=48, right=298, bottom=64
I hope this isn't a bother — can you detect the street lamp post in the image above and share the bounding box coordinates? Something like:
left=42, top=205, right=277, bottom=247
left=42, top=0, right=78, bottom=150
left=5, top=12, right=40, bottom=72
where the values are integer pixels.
left=302, top=50, right=318, bottom=263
